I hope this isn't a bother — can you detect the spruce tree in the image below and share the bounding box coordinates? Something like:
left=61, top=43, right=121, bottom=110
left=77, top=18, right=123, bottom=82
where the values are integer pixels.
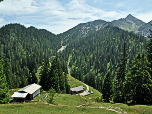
left=50, top=69, right=60, bottom=92
left=145, top=24, right=152, bottom=77
left=0, top=56, right=9, bottom=104
left=125, top=52, right=152, bottom=104
left=49, top=58, right=63, bottom=92
left=113, top=42, right=128, bottom=103
left=88, top=72, right=97, bottom=89
left=3, top=58, right=12, bottom=89
left=39, top=59, right=50, bottom=90
left=64, top=72, right=70, bottom=94
left=23, top=66, right=31, bottom=84
left=101, top=70, right=112, bottom=102
left=31, top=69, right=38, bottom=84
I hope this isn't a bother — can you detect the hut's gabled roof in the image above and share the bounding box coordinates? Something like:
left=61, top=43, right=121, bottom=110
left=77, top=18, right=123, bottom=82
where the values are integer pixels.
left=70, top=86, right=85, bottom=92
left=18, top=83, right=41, bottom=94
left=11, top=92, right=28, bottom=98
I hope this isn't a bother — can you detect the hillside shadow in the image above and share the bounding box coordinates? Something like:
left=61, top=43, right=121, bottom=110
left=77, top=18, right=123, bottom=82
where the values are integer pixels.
left=125, top=102, right=152, bottom=106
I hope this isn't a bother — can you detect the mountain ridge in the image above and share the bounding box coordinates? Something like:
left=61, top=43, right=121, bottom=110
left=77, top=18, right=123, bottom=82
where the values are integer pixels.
left=111, top=14, right=145, bottom=32
left=1, top=14, right=151, bottom=46
left=58, top=14, right=151, bottom=45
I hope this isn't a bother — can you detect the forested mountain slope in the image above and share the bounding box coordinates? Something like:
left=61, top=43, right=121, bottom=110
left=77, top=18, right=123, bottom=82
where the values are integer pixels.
left=58, top=20, right=108, bottom=45
left=0, top=23, right=61, bottom=88
left=0, top=18, right=150, bottom=91
left=57, top=25, right=147, bottom=91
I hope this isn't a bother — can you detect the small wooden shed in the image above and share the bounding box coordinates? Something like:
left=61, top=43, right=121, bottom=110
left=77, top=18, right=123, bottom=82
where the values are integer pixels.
left=11, top=83, right=41, bottom=101
left=70, top=86, right=85, bottom=94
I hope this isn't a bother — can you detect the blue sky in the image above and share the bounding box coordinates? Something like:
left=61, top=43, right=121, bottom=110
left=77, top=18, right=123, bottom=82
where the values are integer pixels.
left=0, top=0, right=152, bottom=34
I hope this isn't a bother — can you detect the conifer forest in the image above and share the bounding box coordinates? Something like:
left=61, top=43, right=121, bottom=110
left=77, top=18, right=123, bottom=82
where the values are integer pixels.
left=0, top=22, right=152, bottom=104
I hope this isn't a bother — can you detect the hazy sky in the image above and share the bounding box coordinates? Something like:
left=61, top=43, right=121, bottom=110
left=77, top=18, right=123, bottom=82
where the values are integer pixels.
left=0, top=0, right=152, bottom=34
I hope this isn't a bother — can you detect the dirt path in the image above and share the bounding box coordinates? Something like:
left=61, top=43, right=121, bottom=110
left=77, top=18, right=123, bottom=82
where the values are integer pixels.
left=75, top=101, right=127, bottom=114
left=67, top=55, right=90, bottom=96
left=79, top=81, right=90, bottom=96
left=57, top=45, right=67, bottom=52
left=90, top=106, right=127, bottom=114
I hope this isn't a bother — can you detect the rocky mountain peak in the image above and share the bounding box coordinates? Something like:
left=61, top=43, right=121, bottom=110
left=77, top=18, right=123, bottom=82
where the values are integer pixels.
left=126, top=14, right=135, bottom=20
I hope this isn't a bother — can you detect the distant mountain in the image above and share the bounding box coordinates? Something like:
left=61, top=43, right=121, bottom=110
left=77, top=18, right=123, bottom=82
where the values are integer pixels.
left=58, top=14, right=151, bottom=45
left=137, top=20, right=152, bottom=37
left=111, top=14, right=145, bottom=32
left=111, top=14, right=152, bottom=37
left=58, top=20, right=108, bottom=45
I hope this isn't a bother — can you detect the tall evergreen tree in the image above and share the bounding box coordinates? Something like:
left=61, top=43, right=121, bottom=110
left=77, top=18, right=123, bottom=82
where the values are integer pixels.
left=31, top=69, right=38, bottom=84
left=3, top=58, right=12, bottom=89
left=145, top=24, right=152, bottom=76
left=125, top=52, right=152, bottom=104
left=39, top=59, right=50, bottom=90
left=113, top=42, right=128, bottom=103
left=64, top=72, right=70, bottom=94
left=49, top=58, right=63, bottom=92
left=50, top=69, right=60, bottom=92
left=89, top=72, right=97, bottom=89
left=19, top=67, right=28, bottom=87
left=0, top=56, right=9, bottom=104
left=101, top=70, right=112, bottom=102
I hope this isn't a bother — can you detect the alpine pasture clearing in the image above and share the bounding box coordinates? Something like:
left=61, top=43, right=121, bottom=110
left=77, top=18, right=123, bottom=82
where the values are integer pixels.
left=3, top=72, right=152, bottom=114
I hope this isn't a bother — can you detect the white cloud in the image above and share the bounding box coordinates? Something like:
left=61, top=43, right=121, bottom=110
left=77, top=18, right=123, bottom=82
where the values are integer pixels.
left=136, top=11, right=152, bottom=23
left=20, top=23, right=34, bottom=28
left=0, top=0, right=38, bottom=15
left=0, top=0, right=151, bottom=34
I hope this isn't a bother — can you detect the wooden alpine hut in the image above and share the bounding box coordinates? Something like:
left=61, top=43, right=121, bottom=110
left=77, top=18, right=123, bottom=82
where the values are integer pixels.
left=70, top=86, right=85, bottom=94
left=11, top=83, right=41, bottom=101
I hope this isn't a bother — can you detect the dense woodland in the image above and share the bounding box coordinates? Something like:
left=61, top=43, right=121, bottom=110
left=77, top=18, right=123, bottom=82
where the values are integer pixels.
left=0, top=23, right=152, bottom=104
left=0, top=23, right=61, bottom=89
left=58, top=26, right=147, bottom=89
left=39, top=58, right=70, bottom=93
left=58, top=25, right=152, bottom=104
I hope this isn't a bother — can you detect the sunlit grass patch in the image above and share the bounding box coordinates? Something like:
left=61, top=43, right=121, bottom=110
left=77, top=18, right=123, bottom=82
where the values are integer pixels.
left=53, top=94, right=87, bottom=106
left=89, top=102, right=152, bottom=114
left=85, top=86, right=102, bottom=100
left=0, top=102, right=118, bottom=114
left=67, top=74, right=87, bottom=91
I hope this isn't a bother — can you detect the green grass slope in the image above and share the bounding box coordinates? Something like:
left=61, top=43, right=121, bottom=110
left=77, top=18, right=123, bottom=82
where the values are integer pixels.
left=3, top=74, right=152, bottom=114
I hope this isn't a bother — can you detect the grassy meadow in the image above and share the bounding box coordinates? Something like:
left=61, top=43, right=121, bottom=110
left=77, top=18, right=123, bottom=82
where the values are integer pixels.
left=3, top=72, right=152, bottom=114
